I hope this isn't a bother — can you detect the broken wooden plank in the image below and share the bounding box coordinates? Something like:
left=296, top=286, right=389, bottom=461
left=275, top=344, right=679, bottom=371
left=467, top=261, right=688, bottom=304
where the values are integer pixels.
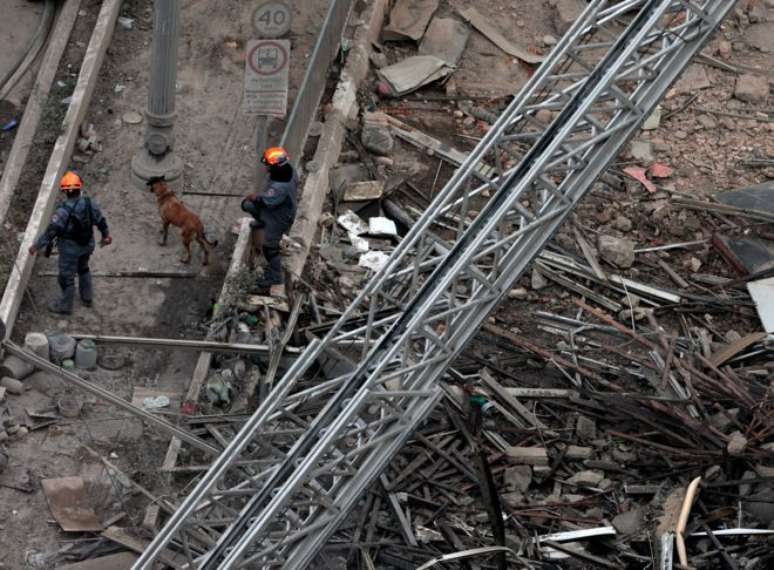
left=539, top=250, right=681, bottom=304
left=385, top=115, right=495, bottom=179
left=261, top=294, right=304, bottom=402
left=572, top=226, right=607, bottom=281
left=536, top=262, right=622, bottom=312
left=708, top=332, right=767, bottom=367
left=504, top=447, right=549, bottom=466
left=674, top=197, right=774, bottom=225
left=479, top=369, right=548, bottom=431
left=483, top=322, right=608, bottom=384
left=504, top=387, right=577, bottom=399
left=657, top=259, right=690, bottom=289
left=383, top=478, right=418, bottom=547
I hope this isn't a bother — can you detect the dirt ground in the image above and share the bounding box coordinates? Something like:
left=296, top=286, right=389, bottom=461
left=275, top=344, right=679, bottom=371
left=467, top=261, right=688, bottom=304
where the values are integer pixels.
left=0, top=0, right=326, bottom=567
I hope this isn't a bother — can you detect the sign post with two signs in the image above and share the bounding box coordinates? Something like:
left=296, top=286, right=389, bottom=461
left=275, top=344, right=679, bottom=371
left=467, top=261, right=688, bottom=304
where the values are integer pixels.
left=244, top=1, right=292, bottom=117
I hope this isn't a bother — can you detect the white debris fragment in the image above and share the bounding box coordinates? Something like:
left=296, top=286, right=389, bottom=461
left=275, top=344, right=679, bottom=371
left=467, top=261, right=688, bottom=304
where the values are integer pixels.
left=337, top=210, right=368, bottom=235
left=368, top=216, right=397, bottom=237
left=350, top=234, right=370, bottom=253
left=359, top=251, right=390, bottom=272
left=143, top=395, right=171, bottom=410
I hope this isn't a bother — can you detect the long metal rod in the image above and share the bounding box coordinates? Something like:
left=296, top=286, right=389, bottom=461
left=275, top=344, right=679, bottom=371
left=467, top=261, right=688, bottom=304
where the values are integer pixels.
left=132, top=340, right=322, bottom=569
left=3, top=342, right=218, bottom=455
left=69, top=333, right=302, bottom=355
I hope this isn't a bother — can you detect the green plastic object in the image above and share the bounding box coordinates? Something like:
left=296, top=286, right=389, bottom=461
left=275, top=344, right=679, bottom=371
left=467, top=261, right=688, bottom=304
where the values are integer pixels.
left=244, top=314, right=259, bottom=327
left=470, top=394, right=494, bottom=414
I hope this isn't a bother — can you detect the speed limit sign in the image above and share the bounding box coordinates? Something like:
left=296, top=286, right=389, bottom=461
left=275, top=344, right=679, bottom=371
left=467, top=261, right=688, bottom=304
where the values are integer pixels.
left=252, top=1, right=292, bottom=38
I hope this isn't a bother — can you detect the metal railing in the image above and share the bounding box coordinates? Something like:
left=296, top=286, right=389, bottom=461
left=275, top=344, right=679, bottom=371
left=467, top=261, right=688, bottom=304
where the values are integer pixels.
left=280, top=0, right=354, bottom=165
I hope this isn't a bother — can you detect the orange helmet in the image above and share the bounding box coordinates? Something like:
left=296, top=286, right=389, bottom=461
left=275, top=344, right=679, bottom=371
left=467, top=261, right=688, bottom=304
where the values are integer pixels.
left=60, top=171, right=83, bottom=192
left=261, top=146, right=289, bottom=167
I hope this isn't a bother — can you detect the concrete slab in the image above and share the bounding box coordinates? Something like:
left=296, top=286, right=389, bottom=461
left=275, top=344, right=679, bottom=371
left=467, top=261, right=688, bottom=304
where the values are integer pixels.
left=419, top=17, right=470, bottom=66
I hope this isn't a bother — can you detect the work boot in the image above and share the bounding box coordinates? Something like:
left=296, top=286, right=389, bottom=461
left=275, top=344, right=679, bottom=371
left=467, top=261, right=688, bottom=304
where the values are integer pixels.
left=79, top=271, right=93, bottom=307
left=48, top=300, right=72, bottom=315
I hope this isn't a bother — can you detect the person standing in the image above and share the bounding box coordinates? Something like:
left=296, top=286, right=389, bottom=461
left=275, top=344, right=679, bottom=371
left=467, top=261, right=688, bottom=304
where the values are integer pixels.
left=29, top=171, right=112, bottom=314
left=241, top=147, right=298, bottom=294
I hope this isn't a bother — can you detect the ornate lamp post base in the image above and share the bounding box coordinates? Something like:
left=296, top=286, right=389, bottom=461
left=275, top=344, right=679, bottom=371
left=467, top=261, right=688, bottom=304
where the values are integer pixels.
left=130, top=148, right=184, bottom=188
left=130, top=0, right=182, bottom=189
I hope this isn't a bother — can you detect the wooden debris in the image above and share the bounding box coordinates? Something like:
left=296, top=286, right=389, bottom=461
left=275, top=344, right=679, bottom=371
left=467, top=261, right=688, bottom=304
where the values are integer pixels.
left=504, top=446, right=549, bottom=466
left=385, top=115, right=496, bottom=179
left=676, top=477, right=702, bottom=568
left=709, top=332, right=767, bottom=367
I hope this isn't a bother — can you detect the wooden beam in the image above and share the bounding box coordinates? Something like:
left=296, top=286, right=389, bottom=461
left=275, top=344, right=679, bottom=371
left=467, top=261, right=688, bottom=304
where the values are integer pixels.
left=284, top=0, right=386, bottom=281
left=0, top=0, right=83, bottom=225
left=0, top=0, right=123, bottom=340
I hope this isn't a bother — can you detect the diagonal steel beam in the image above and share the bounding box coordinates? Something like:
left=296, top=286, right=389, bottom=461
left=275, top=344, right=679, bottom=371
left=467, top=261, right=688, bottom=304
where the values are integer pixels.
left=133, top=1, right=734, bottom=568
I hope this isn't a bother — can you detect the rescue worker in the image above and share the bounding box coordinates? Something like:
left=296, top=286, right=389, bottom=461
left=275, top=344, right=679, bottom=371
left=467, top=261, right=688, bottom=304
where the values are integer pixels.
left=28, top=171, right=112, bottom=314
left=241, top=146, right=298, bottom=294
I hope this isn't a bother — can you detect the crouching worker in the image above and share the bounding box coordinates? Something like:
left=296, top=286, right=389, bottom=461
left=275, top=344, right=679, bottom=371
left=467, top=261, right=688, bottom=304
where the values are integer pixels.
left=241, top=146, right=298, bottom=295
left=29, top=171, right=112, bottom=314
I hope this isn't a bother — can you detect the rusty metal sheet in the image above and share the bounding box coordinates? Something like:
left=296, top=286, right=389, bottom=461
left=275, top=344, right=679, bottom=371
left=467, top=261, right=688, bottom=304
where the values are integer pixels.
left=41, top=476, right=103, bottom=532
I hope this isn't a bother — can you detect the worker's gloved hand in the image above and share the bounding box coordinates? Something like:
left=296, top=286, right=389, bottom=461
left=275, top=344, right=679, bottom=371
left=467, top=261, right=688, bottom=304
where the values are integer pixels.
left=100, top=235, right=112, bottom=247
left=28, top=244, right=38, bottom=256
left=241, top=194, right=264, bottom=216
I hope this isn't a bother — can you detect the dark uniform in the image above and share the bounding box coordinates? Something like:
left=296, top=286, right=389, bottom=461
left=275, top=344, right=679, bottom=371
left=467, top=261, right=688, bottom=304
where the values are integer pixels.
left=241, top=165, right=298, bottom=285
left=35, top=195, right=109, bottom=312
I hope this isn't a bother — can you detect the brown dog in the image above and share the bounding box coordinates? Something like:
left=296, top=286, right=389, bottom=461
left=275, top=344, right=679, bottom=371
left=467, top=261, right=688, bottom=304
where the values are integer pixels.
left=148, top=177, right=218, bottom=265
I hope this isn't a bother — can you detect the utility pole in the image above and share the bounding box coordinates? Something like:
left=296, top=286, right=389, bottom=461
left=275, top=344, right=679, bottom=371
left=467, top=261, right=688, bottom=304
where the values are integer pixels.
left=131, top=0, right=183, bottom=187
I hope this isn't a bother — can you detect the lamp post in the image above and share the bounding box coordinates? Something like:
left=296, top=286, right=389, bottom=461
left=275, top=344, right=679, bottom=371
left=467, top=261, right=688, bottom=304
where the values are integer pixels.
left=131, top=0, right=183, bottom=187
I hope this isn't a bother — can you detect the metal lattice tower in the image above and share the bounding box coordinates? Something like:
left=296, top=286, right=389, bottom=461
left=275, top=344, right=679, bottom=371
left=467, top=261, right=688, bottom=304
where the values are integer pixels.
left=134, top=1, right=734, bottom=567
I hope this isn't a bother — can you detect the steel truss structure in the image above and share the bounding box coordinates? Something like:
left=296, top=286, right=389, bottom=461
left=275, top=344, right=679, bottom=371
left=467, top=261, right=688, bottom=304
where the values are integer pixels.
left=134, top=1, right=734, bottom=567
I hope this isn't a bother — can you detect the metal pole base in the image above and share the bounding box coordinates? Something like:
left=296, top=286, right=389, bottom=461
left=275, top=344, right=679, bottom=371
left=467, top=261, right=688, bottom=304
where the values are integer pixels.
left=130, top=148, right=184, bottom=189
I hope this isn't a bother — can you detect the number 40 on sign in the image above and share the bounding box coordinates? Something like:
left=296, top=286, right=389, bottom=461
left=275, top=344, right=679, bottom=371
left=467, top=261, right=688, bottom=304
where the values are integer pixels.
left=252, top=1, right=292, bottom=38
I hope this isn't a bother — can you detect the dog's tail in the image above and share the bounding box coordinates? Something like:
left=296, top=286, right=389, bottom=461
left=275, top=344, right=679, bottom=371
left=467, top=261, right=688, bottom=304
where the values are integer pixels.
left=201, top=231, right=218, bottom=248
